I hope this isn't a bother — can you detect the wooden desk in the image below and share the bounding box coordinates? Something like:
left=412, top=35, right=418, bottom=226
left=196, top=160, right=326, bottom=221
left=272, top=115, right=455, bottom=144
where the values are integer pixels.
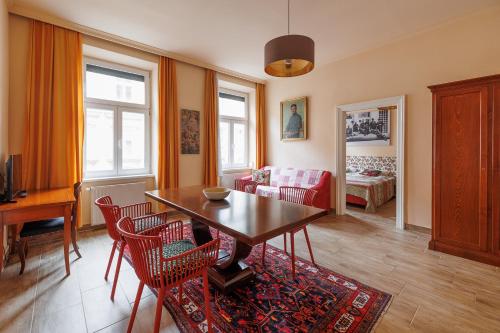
left=146, top=186, right=328, bottom=292
left=0, top=187, right=75, bottom=275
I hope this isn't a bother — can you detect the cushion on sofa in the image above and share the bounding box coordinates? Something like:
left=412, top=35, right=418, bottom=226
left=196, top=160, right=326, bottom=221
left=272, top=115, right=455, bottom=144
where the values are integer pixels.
left=264, top=166, right=323, bottom=188
left=252, top=169, right=271, bottom=185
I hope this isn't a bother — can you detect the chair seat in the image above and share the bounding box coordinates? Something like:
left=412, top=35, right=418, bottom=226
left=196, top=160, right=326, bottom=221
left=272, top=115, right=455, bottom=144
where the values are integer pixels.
left=150, top=240, right=196, bottom=277
left=162, top=240, right=196, bottom=259
left=20, top=218, right=65, bottom=237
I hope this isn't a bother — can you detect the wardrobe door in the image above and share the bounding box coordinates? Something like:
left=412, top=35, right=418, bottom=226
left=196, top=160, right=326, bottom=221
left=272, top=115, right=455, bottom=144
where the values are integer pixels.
left=434, top=86, right=489, bottom=252
left=492, top=83, right=500, bottom=255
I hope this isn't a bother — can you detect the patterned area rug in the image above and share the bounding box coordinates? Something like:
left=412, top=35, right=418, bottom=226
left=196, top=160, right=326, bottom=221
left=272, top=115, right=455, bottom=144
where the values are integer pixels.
left=125, top=227, right=391, bottom=333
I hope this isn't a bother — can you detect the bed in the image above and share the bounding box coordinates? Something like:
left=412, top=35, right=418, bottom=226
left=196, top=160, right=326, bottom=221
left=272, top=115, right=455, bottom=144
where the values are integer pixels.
left=345, top=156, right=396, bottom=212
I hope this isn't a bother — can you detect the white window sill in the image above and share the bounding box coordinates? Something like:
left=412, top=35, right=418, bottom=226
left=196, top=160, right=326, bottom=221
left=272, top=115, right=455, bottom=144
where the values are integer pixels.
left=222, top=168, right=252, bottom=174
left=83, top=174, right=155, bottom=183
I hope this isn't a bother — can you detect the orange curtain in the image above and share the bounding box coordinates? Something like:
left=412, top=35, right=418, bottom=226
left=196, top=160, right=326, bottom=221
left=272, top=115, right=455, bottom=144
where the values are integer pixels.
left=256, top=83, right=267, bottom=169
left=23, top=20, right=83, bottom=191
left=157, top=57, right=179, bottom=189
left=203, top=69, right=219, bottom=186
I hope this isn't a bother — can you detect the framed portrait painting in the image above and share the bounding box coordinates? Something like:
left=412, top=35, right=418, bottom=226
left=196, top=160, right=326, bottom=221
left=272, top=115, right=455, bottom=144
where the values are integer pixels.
left=180, top=109, right=200, bottom=154
left=280, top=96, right=307, bottom=141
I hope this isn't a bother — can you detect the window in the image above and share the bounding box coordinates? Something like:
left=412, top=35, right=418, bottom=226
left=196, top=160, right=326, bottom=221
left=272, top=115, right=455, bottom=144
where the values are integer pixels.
left=84, top=58, right=151, bottom=178
left=218, top=89, right=249, bottom=169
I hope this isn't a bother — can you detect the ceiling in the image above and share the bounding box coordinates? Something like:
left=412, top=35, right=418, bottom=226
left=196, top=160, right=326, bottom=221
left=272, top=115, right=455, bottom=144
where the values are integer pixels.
left=10, top=0, right=499, bottom=79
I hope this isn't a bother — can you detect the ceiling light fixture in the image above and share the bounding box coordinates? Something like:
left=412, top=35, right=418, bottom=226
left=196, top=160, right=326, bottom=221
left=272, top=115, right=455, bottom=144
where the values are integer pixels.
left=264, top=0, right=315, bottom=77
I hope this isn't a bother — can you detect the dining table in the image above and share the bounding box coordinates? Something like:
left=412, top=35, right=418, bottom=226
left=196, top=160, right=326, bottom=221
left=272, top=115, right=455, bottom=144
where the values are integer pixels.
left=145, top=186, right=328, bottom=292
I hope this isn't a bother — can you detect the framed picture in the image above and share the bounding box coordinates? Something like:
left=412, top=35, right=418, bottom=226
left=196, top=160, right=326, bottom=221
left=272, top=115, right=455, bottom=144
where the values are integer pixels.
left=345, top=107, right=393, bottom=146
left=280, top=96, right=307, bottom=141
left=180, top=109, right=200, bottom=154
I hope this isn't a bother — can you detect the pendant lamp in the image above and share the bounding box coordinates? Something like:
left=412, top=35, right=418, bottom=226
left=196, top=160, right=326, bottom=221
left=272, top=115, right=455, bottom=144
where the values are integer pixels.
left=264, top=0, right=314, bottom=77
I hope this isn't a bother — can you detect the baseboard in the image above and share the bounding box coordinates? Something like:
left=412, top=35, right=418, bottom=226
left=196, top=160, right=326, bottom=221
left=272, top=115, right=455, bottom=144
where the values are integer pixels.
left=405, top=223, right=431, bottom=235
left=79, top=224, right=107, bottom=232
left=429, top=240, right=500, bottom=267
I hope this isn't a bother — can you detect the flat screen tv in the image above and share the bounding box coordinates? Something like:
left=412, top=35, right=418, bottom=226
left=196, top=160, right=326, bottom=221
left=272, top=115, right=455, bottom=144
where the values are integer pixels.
left=3, top=154, right=23, bottom=202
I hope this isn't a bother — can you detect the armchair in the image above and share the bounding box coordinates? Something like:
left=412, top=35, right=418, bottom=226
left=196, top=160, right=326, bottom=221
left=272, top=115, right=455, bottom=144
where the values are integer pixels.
left=94, top=196, right=168, bottom=301
left=117, top=216, right=220, bottom=333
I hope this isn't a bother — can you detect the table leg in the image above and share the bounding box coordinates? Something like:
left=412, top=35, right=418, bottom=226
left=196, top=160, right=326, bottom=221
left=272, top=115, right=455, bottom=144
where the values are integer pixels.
left=190, top=219, right=254, bottom=293
left=0, top=220, right=4, bottom=273
left=64, top=204, right=71, bottom=275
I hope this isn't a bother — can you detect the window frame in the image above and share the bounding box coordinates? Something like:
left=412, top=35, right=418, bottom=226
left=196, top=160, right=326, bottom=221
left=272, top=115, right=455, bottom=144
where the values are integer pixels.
left=218, top=88, right=249, bottom=170
left=83, top=57, right=151, bottom=179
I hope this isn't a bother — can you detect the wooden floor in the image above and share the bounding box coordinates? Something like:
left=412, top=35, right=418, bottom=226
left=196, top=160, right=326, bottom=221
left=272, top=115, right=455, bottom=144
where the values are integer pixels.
left=347, top=198, right=397, bottom=221
left=1, top=210, right=499, bottom=333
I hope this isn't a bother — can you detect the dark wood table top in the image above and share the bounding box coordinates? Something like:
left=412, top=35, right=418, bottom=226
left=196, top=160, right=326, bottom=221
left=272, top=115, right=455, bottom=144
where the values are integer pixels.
left=146, top=186, right=328, bottom=246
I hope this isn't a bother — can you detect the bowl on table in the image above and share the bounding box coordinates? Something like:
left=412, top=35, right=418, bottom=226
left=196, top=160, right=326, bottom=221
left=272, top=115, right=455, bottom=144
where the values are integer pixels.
left=203, top=187, right=231, bottom=200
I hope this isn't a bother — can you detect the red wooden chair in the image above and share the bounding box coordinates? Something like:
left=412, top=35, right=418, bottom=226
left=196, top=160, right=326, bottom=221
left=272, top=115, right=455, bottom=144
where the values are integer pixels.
left=117, top=216, right=220, bottom=333
left=94, top=196, right=168, bottom=300
left=234, top=178, right=259, bottom=194
left=261, top=186, right=318, bottom=278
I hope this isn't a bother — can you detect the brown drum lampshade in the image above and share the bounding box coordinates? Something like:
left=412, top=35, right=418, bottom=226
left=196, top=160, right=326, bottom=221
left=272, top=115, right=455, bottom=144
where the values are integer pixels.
left=264, top=34, right=314, bottom=77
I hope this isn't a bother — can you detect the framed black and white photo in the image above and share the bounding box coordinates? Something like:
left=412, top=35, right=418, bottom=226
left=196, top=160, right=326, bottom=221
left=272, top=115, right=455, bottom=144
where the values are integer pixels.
left=345, top=107, right=394, bottom=146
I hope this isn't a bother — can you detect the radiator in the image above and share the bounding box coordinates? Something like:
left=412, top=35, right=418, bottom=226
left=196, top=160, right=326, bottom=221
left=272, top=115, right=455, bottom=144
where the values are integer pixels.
left=90, top=182, right=147, bottom=226
left=220, top=171, right=252, bottom=189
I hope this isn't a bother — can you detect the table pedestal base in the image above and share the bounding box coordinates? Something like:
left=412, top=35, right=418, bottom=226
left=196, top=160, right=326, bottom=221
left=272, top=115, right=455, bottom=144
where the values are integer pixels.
left=208, top=251, right=254, bottom=293
left=191, top=220, right=255, bottom=293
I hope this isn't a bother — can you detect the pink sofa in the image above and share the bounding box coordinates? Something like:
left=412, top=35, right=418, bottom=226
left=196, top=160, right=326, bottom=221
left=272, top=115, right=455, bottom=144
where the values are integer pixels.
left=240, top=166, right=331, bottom=210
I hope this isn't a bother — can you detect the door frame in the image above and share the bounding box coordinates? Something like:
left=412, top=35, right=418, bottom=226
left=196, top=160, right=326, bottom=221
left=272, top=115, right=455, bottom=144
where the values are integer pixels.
left=335, top=95, right=406, bottom=230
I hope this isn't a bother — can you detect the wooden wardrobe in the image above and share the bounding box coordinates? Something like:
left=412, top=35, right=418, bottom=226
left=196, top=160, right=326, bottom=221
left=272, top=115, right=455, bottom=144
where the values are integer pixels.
left=429, top=74, right=500, bottom=266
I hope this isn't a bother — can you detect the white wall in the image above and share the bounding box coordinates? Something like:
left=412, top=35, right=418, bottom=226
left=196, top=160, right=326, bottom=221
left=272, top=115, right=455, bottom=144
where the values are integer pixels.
left=266, top=6, right=500, bottom=228
left=8, top=14, right=258, bottom=225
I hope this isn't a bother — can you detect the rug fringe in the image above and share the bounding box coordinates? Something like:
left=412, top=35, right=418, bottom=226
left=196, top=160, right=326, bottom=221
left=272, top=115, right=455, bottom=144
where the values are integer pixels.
left=370, top=294, right=394, bottom=332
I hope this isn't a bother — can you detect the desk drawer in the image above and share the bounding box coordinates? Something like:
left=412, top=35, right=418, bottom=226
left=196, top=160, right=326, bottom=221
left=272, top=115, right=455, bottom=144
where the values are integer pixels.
left=3, top=205, right=67, bottom=224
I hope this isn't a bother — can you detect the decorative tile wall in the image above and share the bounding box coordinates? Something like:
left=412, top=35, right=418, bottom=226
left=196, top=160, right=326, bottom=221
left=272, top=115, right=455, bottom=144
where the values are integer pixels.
left=346, top=156, right=397, bottom=176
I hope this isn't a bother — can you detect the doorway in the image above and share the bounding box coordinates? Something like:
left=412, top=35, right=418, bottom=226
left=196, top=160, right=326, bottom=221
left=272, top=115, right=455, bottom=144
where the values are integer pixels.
left=335, top=96, right=405, bottom=229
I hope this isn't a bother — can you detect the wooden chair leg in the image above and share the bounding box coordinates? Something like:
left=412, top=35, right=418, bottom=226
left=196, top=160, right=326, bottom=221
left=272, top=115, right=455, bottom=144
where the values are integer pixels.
left=110, top=243, right=124, bottom=301
left=154, top=288, right=166, bottom=333
left=24, top=241, right=28, bottom=257
left=261, top=241, right=267, bottom=265
left=71, top=222, right=82, bottom=258
left=303, top=226, right=316, bottom=265
left=128, top=281, right=144, bottom=333
left=17, top=239, right=26, bottom=275
left=203, top=270, right=213, bottom=333
left=283, top=234, right=287, bottom=255
left=290, top=233, right=296, bottom=279
left=105, top=240, right=117, bottom=281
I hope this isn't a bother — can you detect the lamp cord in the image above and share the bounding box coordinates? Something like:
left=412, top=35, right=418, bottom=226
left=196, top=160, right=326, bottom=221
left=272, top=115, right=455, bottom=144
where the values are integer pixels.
left=288, top=0, right=290, bottom=35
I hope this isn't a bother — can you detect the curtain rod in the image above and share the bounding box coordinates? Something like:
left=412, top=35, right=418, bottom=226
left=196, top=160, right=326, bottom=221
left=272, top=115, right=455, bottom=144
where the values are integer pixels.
left=8, top=4, right=266, bottom=85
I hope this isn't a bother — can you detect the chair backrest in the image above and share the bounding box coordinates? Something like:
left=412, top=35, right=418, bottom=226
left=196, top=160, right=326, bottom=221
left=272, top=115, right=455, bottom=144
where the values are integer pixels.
left=72, top=182, right=82, bottom=225
left=117, top=217, right=220, bottom=289
left=279, top=186, right=318, bottom=206
left=117, top=217, right=165, bottom=288
left=234, top=179, right=258, bottom=193
left=94, top=196, right=121, bottom=241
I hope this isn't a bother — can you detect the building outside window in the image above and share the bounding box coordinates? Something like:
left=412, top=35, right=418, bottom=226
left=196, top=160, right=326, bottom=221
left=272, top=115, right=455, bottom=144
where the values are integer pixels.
left=218, top=89, right=249, bottom=170
left=83, top=58, right=151, bottom=179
